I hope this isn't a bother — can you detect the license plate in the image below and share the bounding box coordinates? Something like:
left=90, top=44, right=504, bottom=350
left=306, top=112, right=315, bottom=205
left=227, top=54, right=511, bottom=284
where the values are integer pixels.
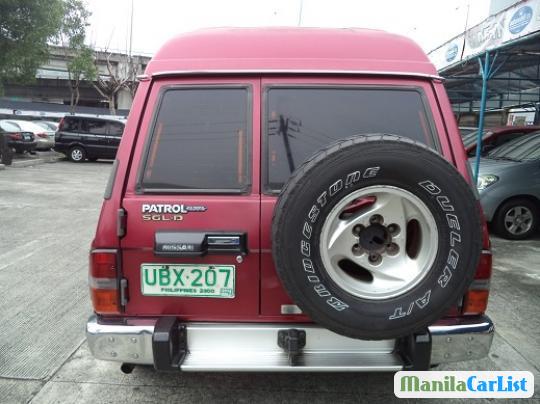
left=23, top=134, right=32, bottom=140
left=141, top=264, right=235, bottom=298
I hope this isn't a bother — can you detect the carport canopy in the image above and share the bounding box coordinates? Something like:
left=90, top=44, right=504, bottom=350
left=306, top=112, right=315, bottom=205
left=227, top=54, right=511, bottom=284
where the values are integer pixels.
left=441, top=33, right=540, bottom=115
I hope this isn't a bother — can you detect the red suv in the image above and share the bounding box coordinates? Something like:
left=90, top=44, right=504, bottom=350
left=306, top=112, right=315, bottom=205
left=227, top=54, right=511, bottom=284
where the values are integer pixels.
left=86, top=28, right=493, bottom=372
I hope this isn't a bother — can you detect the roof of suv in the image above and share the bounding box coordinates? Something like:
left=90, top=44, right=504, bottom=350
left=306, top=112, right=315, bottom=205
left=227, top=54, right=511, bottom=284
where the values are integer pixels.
left=145, top=27, right=438, bottom=78
left=63, top=115, right=126, bottom=124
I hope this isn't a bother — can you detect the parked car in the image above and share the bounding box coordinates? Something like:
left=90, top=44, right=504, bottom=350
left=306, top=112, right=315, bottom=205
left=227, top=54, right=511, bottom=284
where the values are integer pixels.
left=461, top=125, right=540, bottom=157
left=0, top=120, right=37, bottom=154
left=54, top=116, right=125, bottom=162
left=34, top=120, right=59, bottom=132
left=474, top=132, right=540, bottom=240
left=0, top=119, right=54, bottom=150
left=86, top=28, right=493, bottom=373
left=459, top=126, right=477, bottom=137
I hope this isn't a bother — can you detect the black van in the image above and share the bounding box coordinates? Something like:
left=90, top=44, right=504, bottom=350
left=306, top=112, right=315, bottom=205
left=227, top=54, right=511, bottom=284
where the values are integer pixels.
left=54, top=116, right=125, bottom=162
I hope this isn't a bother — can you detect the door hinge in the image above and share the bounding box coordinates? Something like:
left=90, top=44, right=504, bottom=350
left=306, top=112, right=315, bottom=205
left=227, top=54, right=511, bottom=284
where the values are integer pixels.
left=120, top=278, right=129, bottom=307
left=117, top=208, right=127, bottom=238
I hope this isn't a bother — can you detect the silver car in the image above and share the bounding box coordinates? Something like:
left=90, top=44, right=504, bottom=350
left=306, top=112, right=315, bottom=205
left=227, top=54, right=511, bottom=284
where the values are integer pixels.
left=474, top=132, right=540, bottom=239
left=2, top=119, right=55, bottom=150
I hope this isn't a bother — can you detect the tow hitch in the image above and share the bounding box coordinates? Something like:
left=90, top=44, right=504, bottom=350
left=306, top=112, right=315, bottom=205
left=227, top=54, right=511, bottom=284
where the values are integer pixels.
left=277, top=329, right=307, bottom=366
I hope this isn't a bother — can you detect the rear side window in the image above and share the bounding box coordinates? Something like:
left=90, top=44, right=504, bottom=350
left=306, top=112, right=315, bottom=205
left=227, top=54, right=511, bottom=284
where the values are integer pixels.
left=81, top=119, right=107, bottom=135
left=108, top=122, right=124, bottom=136
left=140, top=87, right=250, bottom=192
left=265, top=87, right=437, bottom=191
left=63, top=118, right=80, bottom=132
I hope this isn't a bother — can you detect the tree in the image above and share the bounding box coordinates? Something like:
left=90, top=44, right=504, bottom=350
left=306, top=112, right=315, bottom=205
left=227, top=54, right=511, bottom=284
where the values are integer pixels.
left=124, top=55, right=142, bottom=101
left=93, top=51, right=129, bottom=115
left=0, top=0, right=64, bottom=92
left=66, top=45, right=96, bottom=110
left=54, top=0, right=96, bottom=112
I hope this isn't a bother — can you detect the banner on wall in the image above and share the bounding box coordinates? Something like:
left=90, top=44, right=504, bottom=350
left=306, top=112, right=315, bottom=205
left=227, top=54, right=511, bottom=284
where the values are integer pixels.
left=428, top=0, right=540, bottom=71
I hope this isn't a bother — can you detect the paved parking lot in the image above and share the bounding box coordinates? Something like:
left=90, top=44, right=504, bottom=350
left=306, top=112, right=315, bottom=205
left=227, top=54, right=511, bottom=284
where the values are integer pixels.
left=0, top=161, right=538, bottom=403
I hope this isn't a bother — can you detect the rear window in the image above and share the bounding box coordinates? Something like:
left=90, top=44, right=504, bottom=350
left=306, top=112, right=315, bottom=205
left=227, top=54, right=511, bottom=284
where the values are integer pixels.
left=140, top=87, right=250, bottom=192
left=0, top=121, right=20, bottom=132
left=265, top=87, right=437, bottom=191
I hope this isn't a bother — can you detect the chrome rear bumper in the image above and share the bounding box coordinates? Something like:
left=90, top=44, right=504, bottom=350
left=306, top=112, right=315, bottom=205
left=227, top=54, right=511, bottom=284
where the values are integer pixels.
left=86, top=315, right=493, bottom=372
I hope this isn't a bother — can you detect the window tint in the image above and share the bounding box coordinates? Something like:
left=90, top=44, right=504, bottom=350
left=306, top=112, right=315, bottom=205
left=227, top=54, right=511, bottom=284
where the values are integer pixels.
left=81, top=119, right=107, bottom=135
left=108, top=122, right=124, bottom=136
left=141, top=88, right=249, bottom=191
left=63, top=118, right=80, bottom=132
left=265, top=87, right=436, bottom=190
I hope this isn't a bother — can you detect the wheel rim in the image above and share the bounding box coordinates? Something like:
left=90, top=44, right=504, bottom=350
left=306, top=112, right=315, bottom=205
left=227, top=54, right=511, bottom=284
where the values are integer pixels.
left=319, top=186, right=438, bottom=300
left=504, top=206, right=533, bottom=235
left=71, top=149, right=83, bottom=161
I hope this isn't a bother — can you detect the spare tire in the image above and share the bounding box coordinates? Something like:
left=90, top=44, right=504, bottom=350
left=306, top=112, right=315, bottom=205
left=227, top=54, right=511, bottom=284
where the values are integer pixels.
left=272, top=135, right=482, bottom=340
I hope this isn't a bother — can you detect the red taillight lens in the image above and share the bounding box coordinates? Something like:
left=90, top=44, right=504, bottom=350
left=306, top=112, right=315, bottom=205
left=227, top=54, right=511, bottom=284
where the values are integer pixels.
left=91, top=251, right=117, bottom=278
left=474, top=252, right=492, bottom=280
left=37, top=132, right=48, bottom=138
left=58, top=117, right=64, bottom=131
left=89, top=250, right=120, bottom=314
left=8, top=133, right=22, bottom=140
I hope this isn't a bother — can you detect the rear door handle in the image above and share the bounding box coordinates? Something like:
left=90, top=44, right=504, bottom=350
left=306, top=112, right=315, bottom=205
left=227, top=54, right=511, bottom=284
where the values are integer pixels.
left=154, top=231, right=247, bottom=257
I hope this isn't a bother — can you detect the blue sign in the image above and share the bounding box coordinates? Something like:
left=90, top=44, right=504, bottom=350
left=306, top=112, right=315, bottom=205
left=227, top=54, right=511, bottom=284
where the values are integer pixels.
left=508, top=6, right=533, bottom=34
left=445, top=43, right=459, bottom=62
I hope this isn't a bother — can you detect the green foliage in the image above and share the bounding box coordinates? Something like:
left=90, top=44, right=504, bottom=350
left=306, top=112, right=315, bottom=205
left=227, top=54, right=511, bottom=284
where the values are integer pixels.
left=67, top=45, right=96, bottom=82
left=57, top=0, right=90, bottom=47
left=55, top=0, right=96, bottom=82
left=0, top=0, right=64, bottom=87
left=54, top=0, right=95, bottom=109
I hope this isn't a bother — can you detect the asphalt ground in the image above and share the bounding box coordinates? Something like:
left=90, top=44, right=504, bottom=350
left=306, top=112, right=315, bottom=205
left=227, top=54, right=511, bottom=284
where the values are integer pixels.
left=0, top=161, right=538, bottom=403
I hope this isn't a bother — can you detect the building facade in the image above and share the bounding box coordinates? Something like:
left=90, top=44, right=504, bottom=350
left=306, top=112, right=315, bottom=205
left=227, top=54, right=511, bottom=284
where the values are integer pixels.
left=1, top=46, right=150, bottom=113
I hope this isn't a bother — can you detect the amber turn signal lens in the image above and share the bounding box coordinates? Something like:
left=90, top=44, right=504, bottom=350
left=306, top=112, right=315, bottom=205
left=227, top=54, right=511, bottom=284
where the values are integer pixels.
left=90, top=288, right=120, bottom=314
left=463, top=289, right=489, bottom=315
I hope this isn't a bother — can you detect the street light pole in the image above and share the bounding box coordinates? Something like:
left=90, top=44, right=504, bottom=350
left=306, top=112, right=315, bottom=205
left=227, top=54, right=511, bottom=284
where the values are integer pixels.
left=129, top=0, right=134, bottom=59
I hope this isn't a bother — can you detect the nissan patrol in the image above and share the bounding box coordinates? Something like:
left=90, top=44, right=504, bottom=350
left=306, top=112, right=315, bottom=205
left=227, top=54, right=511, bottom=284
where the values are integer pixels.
left=86, top=28, right=493, bottom=373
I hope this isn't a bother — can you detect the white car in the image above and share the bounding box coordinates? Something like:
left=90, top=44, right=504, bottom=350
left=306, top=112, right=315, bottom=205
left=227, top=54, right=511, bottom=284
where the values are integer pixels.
left=34, top=120, right=59, bottom=132
left=2, top=120, right=54, bottom=150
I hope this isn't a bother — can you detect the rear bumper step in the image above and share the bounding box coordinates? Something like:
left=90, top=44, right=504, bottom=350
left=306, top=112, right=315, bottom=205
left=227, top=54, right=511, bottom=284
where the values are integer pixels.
left=86, top=315, right=493, bottom=372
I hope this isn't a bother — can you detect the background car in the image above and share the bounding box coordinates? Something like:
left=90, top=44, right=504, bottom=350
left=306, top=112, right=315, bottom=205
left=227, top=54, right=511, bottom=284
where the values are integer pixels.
left=0, top=119, right=54, bottom=150
left=459, top=126, right=478, bottom=136
left=34, top=120, right=59, bottom=132
left=462, top=125, right=540, bottom=157
left=0, top=120, right=37, bottom=154
left=54, top=115, right=125, bottom=162
left=475, top=132, right=540, bottom=239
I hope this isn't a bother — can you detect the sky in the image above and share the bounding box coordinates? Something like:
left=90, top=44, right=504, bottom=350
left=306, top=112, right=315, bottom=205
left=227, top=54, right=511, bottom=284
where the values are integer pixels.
left=85, top=0, right=491, bottom=56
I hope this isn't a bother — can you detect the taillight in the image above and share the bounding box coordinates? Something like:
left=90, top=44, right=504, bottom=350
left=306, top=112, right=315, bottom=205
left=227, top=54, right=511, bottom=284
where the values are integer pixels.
left=37, top=132, right=48, bottom=138
left=58, top=117, right=65, bottom=131
left=462, top=219, right=492, bottom=316
left=8, top=133, right=22, bottom=140
left=89, top=250, right=120, bottom=314
left=462, top=250, right=491, bottom=315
